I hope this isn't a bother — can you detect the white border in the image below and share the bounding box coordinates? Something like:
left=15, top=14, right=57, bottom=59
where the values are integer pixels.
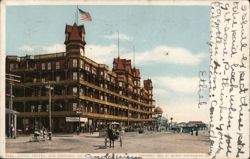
left=4, top=0, right=210, bottom=6
left=0, top=0, right=6, bottom=158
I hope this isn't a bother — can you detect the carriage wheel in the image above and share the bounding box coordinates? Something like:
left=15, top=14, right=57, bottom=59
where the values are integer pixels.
left=105, top=136, right=107, bottom=148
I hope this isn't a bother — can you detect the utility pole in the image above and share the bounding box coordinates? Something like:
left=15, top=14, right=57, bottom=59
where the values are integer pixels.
left=6, top=73, right=21, bottom=139
left=128, top=104, right=130, bottom=126
left=45, top=81, right=55, bottom=140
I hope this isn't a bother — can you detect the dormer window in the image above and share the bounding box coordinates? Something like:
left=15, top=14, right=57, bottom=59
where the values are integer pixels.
left=65, top=33, right=69, bottom=41
left=80, top=48, right=84, bottom=56
left=82, top=32, right=84, bottom=41
left=73, top=59, right=77, bottom=68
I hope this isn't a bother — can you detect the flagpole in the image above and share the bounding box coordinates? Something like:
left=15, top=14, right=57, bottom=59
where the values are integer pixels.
left=77, top=5, right=79, bottom=25
left=74, top=12, right=77, bottom=24
left=117, top=30, right=120, bottom=58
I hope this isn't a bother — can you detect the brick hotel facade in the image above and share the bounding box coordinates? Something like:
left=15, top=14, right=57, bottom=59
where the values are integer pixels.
left=6, top=23, right=155, bottom=133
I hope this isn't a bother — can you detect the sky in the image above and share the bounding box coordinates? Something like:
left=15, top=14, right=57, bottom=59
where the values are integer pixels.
left=6, top=5, right=210, bottom=123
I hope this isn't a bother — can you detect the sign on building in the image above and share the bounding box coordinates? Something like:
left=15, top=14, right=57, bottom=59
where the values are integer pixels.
left=66, top=117, right=87, bottom=122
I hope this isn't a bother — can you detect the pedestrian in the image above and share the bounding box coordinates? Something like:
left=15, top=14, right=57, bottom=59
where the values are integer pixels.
left=11, top=124, right=15, bottom=139
left=42, top=127, right=46, bottom=139
left=91, top=126, right=94, bottom=134
left=196, top=128, right=199, bottom=136
left=76, top=126, right=80, bottom=135
left=191, top=128, right=193, bottom=136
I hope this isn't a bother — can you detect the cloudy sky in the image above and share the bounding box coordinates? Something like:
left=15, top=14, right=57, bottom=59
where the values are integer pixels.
left=6, top=5, right=210, bottom=123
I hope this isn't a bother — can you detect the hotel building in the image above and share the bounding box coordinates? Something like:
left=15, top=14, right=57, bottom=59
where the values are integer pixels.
left=6, top=23, right=155, bottom=133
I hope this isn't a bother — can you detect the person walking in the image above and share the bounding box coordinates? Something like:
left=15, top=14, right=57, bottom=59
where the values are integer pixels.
left=76, top=126, right=80, bottom=135
left=195, top=128, right=199, bottom=136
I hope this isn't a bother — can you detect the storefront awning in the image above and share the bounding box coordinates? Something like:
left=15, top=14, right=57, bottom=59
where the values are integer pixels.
left=6, top=108, right=19, bottom=114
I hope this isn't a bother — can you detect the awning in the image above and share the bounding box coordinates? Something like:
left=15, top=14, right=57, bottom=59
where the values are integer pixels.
left=6, top=108, right=20, bottom=114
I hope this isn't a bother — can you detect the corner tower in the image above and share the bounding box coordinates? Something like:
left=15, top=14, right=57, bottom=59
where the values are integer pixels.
left=64, top=23, right=86, bottom=56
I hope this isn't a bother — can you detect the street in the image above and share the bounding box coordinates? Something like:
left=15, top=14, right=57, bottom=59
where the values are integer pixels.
left=6, top=131, right=209, bottom=153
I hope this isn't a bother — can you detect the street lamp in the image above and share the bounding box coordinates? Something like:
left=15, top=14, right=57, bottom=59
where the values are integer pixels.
left=170, top=117, right=173, bottom=130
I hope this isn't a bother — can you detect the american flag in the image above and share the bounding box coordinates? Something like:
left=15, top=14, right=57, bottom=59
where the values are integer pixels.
left=78, top=8, right=92, bottom=21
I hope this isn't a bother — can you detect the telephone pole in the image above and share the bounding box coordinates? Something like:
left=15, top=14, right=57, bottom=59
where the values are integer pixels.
left=45, top=81, right=55, bottom=140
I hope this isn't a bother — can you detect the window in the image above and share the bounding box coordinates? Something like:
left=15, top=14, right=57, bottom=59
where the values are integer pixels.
left=80, top=48, right=84, bottom=56
left=80, top=60, right=83, bottom=68
left=41, top=78, right=45, bottom=83
left=65, top=33, right=69, bottom=41
left=73, top=87, right=78, bottom=95
left=80, top=88, right=84, bottom=95
left=73, top=72, right=78, bottom=81
left=9, top=63, right=14, bottom=71
left=80, top=73, right=84, bottom=80
left=92, top=68, right=96, bottom=75
left=119, top=82, right=123, bottom=87
left=38, top=105, right=42, bottom=112
left=73, top=59, right=77, bottom=68
left=100, top=71, right=103, bottom=76
left=85, top=64, right=90, bottom=71
left=48, top=62, right=51, bottom=70
left=128, top=77, right=132, bottom=82
left=56, top=62, right=60, bottom=69
left=104, top=72, right=107, bottom=79
left=31, top=105, right=35, bottom=112
left=42, top=63, right=45, bottom=70
left=56, top=76, right=60, bottom=82
left=72, top=103, right=77, bottom=111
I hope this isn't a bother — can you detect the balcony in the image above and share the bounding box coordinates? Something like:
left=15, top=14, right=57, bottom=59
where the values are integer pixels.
left=18, top=111, right=74, bottom=117
left=17, top=111, right=154, bottom=121
left=82, top=112, right=153, bottom=121
left=13, top=95, right=76, bottom=102
left=11, top=67, right=36, bottom=73
left=13, top=80, right=77, bottom=87
left=79, top=80, right=154, bottom=108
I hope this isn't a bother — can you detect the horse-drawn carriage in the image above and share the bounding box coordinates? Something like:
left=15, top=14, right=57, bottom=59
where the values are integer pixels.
left=103, top=122, right=123, bottom=148
left=29, top=129, right=48, bottom=142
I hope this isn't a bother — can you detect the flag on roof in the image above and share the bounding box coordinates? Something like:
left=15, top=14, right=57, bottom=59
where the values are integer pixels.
left=78, top=8, right=92, bottom=21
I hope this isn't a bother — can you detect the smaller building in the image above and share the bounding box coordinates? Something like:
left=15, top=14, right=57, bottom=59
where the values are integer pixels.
left=152, top=106, right=164, bottom=131
left=187, top=121, right=207, bottom=130
left=175, top=121, right=207, bottom=133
